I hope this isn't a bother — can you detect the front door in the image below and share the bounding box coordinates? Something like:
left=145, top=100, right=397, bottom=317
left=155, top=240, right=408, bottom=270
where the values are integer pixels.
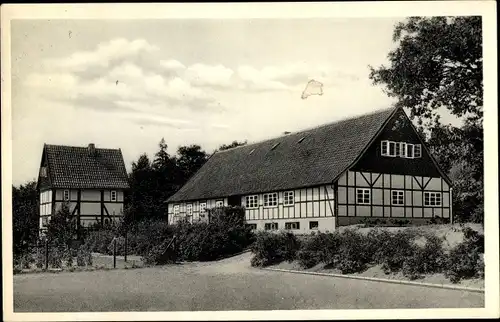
left=227, top=195, right=242, bottom=207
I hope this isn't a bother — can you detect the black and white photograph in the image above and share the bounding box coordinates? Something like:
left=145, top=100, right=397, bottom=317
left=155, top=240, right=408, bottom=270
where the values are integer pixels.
left=1, top=2, right=498, bottom=321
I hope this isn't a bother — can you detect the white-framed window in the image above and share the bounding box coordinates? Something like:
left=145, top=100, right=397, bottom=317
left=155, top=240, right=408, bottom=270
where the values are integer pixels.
left=309, top=221, right=319, bottom=230
left=381, top=140, right=389, bottom=156
left=173, top=205, right=180, bottom=215
left=389, top=141, right=397, bottom=156
left=406, top=144, right=414, bottom=158
left=263, top=193, right=278, bottom=207
left=200, top=202, right=207, bottom=214
left=215, top=200, right=224, bottom=208
left=356, top=188, right=370, bottom=204
left=110, top=190, right=117, bottom=202
left=414, top=144, right=422, bottom=158
left=399, top=142, right=407, bottom=157
left=264, top=222, right=278, bottom=230
left=285, top=222, right=300, bottom=230
left=424, top=192, right=442, bottom=206
left=283, top=191, right=294, bottom=206
left=245, top=195, right=258, bottom=209
left=391, top=190, right=405, bottom=205
left=63, top=189, right=70, bottom=201
left=186, top=204, right=193, bottom=216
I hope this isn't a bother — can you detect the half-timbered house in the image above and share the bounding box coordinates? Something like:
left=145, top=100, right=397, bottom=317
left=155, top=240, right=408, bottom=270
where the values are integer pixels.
left=36, top=143, right=129, bottom=231
left=167, top=107, right=453, bottom=233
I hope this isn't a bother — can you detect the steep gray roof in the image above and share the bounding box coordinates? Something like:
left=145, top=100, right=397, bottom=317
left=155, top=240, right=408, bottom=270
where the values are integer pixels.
left=42, top=144, right=130, bottom=189
left=168, top=107, right=397, bottom=202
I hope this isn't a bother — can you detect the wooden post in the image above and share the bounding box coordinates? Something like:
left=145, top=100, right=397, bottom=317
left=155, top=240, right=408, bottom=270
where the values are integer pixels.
left=113, top=238, right=117, bottom=268
left=44, top=239, right=49, bottom=270
left=124, top=230, right=128, bottom=263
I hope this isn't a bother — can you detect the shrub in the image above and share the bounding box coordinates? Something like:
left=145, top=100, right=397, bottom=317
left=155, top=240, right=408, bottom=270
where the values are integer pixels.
left=76, top=246, right=90, bottom=267
left=48, top=247, right=63, bottom=268
left=251, top=231, right=300, bottom=267
left=107, top=237, right=126, bottom=256
left=83, top=229, right=116, bottom=255
left=334, top=229, right=372, bottom=274
left=298, top=232, right=340, bottom=268
left=462, top=227, right=484, bottom=253
left=142, top=236, right=178, bottom=265
left=127, top=218, right=175, bottom=257
left=65, top=248, right=74, bottom=267
left=176, top=207, right=254, bottom=262
left=445, top=238, right=482, bottom=283
left=373, top=230, right=417, bottom=274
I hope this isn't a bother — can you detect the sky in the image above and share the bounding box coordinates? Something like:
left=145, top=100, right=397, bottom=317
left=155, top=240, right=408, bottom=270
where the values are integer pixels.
left=10, top=17, right=457, bottom=186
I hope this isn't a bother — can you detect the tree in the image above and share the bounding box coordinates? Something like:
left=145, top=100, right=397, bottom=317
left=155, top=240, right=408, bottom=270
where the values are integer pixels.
left=218, top=140, right=247, bottom=151
left=175, top=145, right=209, bottom=184
left=127, top=153, right=156, bottom=223
left=46, top=202, right=77, bottom=248
left=369, top=16, right=483, bottom=222
left=12, top=180, right=39, bottom=258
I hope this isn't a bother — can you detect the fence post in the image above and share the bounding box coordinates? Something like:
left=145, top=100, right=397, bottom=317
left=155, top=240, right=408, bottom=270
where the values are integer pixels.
left=44, top=239, right=49, bottom=270
left=124, top=230, right=128, bottom=263
left=113, top=238, right=117, bottom=269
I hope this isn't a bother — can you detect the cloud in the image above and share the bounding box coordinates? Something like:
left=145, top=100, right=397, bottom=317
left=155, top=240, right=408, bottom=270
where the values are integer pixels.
left=47, top=38, right=159, bottom=72
left=185, top=63, right=235, bottom=88
left=160, top=59, right=186, bottom=72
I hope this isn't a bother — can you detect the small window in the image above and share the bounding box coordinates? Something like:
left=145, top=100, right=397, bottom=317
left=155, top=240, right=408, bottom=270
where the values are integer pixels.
left=245, top=195, right=259, bottom=209
left=173, top=205, right=180, bottom=215
left=264, top=222, right=278, bottom=230
left=406, top=144, right=414, bottom=158
left=215, top=200, right=224, bottom=208
left=399, top=142, right=407, bottom=157
left=389, top=141, right=397, bottom=156
left=298, top=137, right=306, bottom=143
left=186, top=204, right=193, bottom=215
left=246, top=223, right=257, bottom=230
left=40, top=167, right=47, bottom=177
left=263, top=193, right=278, bottom=207
left=110, top=190, right=117, bottom=202
left=200, top=202, right=207, bottom=213
left=285, top=222, right=300, bottom=230
left=391, top=190, right=405, bottom=205
left=283, top=191, right=294, bottom=206
left=271, top=143, right=280, bottom=150
left=309, top=221, right=319, bottom=230
left=356, top=188, right=370, bottom=204
left=249, top=149, right=255, bottom=155
left=381, top=140, right=389, bottom=156
left=42, top=217, right=48, bottom=227
left=414, top=144, right=422, bottom=158
left=424, top=192, right=442, bottom=206
left=63, top=190, right=70, bottom=201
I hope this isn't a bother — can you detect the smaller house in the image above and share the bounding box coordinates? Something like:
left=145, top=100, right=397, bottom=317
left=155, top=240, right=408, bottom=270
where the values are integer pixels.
left=36, top=143, right=130, bottom=230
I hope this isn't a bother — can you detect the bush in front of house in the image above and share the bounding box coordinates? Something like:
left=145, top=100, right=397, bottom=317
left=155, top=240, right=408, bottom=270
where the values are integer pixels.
left=297, top=232, right=339, bottom=268
left=250, top=230, right=300, bottom=267
left=444, top=228, right=485, bottom=283
left=83, top=229, right=116, bottom=255
left=143, top=206, right=254, bottom=265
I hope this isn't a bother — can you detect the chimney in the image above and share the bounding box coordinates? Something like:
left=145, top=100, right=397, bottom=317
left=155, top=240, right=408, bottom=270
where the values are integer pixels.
left=88, top=143, right=96, bottom=156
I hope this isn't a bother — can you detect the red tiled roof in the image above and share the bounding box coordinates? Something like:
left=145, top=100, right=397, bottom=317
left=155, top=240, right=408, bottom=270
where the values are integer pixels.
left=168, top=107, right=397, bottom=202
left=43, top=144, right=130, bottom=189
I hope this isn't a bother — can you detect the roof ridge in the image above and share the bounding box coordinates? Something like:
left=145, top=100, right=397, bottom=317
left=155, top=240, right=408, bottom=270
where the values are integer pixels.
left=215, top=106, right=396, bottom=154
left=45, top=143, right=121, bottom=151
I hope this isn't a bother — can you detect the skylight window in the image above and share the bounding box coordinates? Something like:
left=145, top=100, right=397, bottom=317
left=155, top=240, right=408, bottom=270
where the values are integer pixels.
left=271, top=143, right=280, bottom=150
left=298, top=137, right=306, bottom=143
